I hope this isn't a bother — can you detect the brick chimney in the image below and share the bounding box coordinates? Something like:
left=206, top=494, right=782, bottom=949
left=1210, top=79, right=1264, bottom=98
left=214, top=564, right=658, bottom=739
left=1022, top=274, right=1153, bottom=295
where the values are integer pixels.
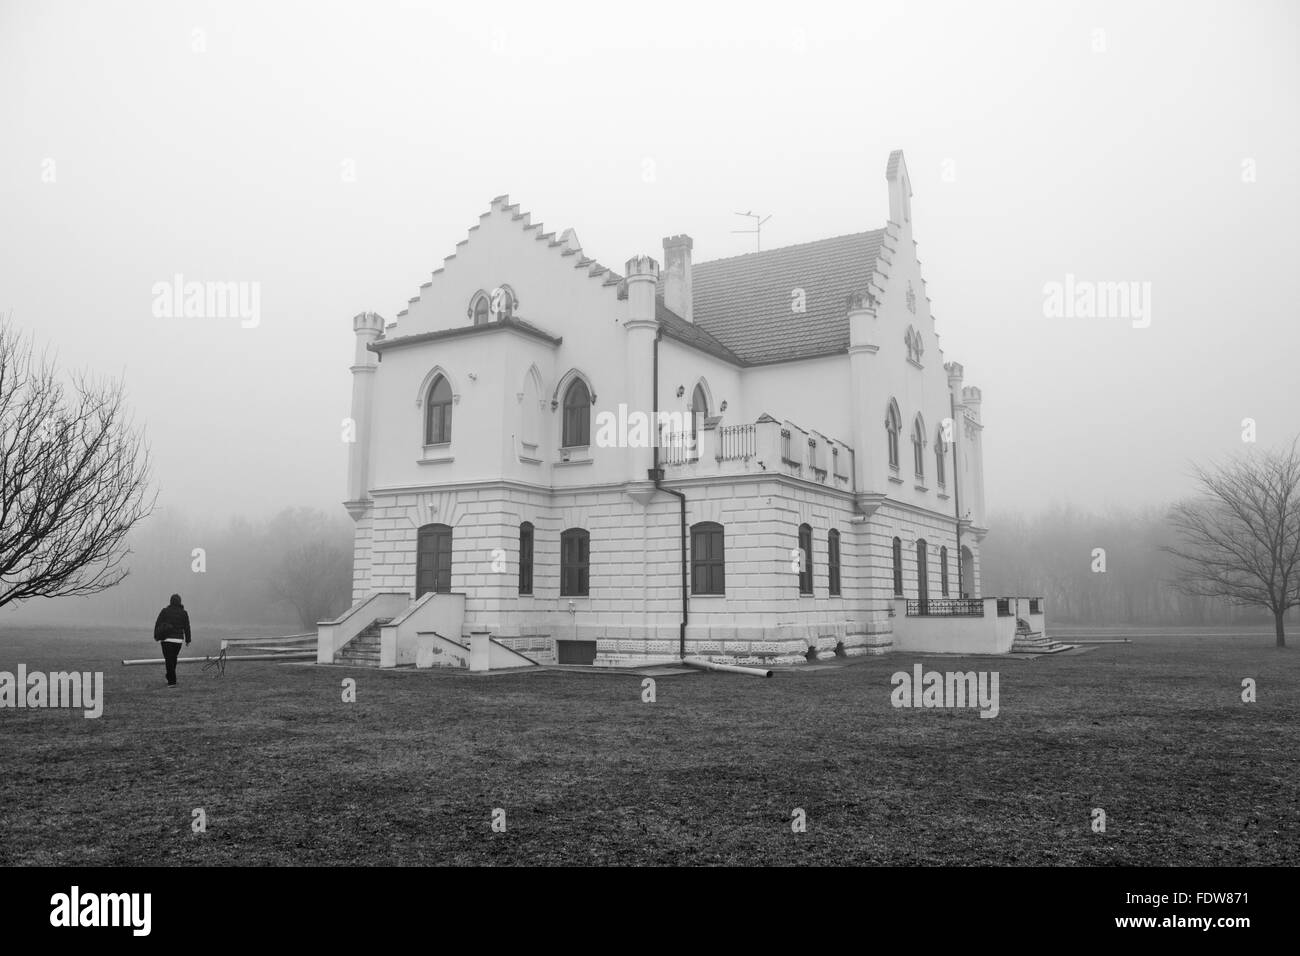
left=662, top=234, right=693, bottom=323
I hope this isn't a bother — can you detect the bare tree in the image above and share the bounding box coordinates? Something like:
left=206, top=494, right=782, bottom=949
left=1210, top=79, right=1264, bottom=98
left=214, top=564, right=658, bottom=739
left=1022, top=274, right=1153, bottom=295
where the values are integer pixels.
left=1165, top=441, right=1300, bottom=648
left=0, top=320, right=155, bottom=608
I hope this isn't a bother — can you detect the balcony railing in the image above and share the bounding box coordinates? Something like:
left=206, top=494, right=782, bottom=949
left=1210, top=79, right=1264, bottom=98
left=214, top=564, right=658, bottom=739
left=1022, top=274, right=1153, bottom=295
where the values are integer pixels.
left=907, top=598, right=985, bottom=617
left=657, top=417, right=854, bottom=492
left=658, top=429, right=697, bottom=465
left=715, top=423, right=756, bottom=461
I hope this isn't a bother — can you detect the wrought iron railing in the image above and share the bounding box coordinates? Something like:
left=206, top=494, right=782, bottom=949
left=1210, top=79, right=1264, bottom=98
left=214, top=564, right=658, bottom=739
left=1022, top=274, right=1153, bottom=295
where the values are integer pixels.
left=714, top=423, right=756, bottom=461
left=906, top=598, right=984, bottom=617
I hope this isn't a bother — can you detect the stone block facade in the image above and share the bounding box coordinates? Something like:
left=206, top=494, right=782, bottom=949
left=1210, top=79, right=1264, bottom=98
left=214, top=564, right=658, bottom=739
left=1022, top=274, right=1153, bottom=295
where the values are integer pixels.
left=349, top=473, right=979, bottom=667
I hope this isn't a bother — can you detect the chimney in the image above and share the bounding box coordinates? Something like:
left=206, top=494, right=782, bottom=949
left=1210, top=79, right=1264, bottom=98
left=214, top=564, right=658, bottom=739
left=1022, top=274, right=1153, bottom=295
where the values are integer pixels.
left=662, top=234, right=693, bottom=323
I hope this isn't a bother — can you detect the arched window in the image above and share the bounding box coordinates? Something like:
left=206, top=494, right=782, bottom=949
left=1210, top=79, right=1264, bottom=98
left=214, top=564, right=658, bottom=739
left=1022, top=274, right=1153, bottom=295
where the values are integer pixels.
left=690, top=383, right=708, bottom=449
left=912, top=415, right=926, bottom=478
left=892, top=536, right=903, bottom=596
left=690, top=521, right=725, bottom=595
left=518, top=522, right=534, bottom=595
left=828, top=529, right=841, bottom=596
left=935, top=428, right=947, bottom=488
left=425, top=375, right=453, bottom=445
left=798, top=523, right=813, bottom=595
left=560, top=528, right=589, bottom=596
left=940, top=545, right=949, bottom=597
left=885, top=400, right=901, bottom=470
left=471, top=293, right=490, bottom=326
left=562, top=378, right=591, bottom=448
left=492, top=285, right=516, bottom=320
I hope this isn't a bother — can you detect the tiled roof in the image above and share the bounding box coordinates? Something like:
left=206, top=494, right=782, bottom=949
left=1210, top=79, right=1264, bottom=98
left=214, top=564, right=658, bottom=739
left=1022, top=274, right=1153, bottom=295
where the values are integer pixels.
left=655, top=298, right=744, bottom=365
left=687, top=230, right=889, bottom=365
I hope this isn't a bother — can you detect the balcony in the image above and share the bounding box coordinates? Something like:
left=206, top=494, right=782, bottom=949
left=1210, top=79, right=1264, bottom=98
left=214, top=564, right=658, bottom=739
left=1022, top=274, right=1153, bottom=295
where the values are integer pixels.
left=657, top=417, right=855, bottom=492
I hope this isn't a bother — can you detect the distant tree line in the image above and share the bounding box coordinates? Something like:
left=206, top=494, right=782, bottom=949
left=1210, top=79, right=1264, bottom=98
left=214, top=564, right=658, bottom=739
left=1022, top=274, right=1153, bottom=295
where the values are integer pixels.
left=981, top=504, right=1292, bottom=627
left=1, top=506, right=354, bottom=632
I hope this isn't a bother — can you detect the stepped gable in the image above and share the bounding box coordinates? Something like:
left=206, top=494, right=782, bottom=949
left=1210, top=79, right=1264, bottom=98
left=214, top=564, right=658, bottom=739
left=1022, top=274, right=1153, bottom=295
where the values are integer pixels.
left=395, top=194, right=628, bottom=320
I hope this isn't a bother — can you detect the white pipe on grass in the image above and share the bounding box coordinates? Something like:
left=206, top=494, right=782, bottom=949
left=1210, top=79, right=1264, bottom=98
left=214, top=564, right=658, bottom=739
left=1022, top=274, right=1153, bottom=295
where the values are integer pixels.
left=120, top=652, right=316, bottom=665
left=682, top=656, right=773, bottom=678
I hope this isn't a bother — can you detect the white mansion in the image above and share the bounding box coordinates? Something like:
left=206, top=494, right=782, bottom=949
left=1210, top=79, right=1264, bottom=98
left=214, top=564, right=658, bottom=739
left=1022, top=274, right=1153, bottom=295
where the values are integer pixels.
left=321, top=151, right=999, bottom=669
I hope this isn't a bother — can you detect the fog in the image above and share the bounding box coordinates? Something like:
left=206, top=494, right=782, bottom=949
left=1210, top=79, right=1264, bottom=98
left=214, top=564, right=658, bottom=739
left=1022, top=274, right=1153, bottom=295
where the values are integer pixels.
left=2, top=1, right=1297, bottom=532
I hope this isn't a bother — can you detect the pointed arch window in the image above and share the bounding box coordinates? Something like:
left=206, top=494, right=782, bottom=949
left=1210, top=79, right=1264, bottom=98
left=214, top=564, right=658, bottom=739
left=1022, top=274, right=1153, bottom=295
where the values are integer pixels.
left=562, top=379, right=591, bottom=448
left=886, top=400, right=901, bottom=470
left=425, top=375, right=453, bottom=445
left=471, top=294, right=490, bottom=326
left=935, top=428, right=947, bottom=488
left=492, top=285, right=516, bottom=321
left=912, top=415, right=926, bottom=478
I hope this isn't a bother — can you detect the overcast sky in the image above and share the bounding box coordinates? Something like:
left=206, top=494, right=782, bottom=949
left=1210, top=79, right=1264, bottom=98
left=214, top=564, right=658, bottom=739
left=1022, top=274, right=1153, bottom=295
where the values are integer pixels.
left=2, top=0, right=1296, bottom=522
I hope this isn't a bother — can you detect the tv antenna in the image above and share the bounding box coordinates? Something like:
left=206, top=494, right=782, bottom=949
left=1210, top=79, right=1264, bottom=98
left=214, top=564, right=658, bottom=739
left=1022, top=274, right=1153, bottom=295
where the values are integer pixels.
left=732, top=210, right=772, bottom=252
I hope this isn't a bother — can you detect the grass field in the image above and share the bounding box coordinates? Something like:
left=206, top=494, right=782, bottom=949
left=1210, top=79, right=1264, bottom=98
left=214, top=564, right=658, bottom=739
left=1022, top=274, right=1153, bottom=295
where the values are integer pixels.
left=0, top=624, right=1296, bottom=865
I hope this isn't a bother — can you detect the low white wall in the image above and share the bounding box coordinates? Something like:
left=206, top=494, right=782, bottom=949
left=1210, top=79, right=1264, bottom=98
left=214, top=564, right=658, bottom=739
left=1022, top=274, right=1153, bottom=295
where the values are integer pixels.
left=415, top=631, right=470, bottom=669
left=992, top=613, right=1017, bottom=654
left=892, top=597, right=1012, bottom=655
left=468, top=631, right=539, bottom=672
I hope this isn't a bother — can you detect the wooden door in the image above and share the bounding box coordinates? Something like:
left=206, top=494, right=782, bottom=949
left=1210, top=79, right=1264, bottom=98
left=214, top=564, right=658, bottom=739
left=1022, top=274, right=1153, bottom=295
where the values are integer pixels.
left=416, top=524, right=452, bottom=597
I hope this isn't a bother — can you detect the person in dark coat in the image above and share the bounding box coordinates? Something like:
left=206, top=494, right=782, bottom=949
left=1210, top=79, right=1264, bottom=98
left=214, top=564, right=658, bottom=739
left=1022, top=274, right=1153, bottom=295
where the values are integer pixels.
left=154, top=594, right=192, bottom=687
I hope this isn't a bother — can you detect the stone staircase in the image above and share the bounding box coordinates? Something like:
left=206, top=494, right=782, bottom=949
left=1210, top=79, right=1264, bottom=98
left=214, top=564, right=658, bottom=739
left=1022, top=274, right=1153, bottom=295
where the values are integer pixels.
left=335, top=618, right=391, bottom=666
left=1011, top=617, right=1075, bottom=655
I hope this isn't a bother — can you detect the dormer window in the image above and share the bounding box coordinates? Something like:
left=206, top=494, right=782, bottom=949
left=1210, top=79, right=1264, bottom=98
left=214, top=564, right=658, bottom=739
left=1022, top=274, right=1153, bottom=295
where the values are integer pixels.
left=492, top=285, right=516, bottom=320
left=468, top=285, right=517, bottom=325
